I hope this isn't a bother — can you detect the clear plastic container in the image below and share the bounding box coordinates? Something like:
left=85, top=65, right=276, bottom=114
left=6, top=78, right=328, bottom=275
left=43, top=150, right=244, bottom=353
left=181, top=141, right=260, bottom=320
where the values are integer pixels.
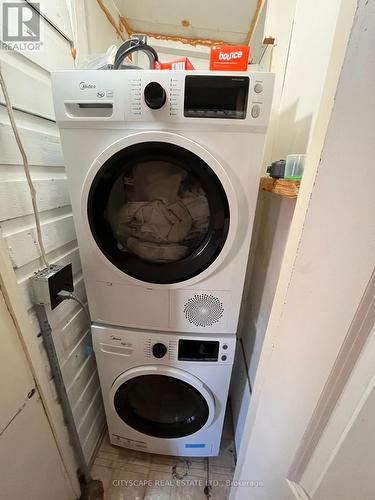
left=285, top=154, right=306, bottom=180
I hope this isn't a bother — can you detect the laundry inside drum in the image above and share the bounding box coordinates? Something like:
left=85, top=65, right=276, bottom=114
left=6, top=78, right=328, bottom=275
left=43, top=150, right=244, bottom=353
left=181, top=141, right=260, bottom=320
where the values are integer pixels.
left=106, top=160, right=210, bottom=263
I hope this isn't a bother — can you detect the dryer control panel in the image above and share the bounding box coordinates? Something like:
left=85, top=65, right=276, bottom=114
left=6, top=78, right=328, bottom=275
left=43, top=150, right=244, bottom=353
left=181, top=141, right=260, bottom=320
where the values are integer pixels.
left=52, top=69, right=274, bottom=131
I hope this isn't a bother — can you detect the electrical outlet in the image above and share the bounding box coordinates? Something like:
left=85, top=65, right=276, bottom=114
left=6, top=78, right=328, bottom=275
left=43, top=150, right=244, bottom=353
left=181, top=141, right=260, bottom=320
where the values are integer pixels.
left=31, top=264, right=73, bottom=310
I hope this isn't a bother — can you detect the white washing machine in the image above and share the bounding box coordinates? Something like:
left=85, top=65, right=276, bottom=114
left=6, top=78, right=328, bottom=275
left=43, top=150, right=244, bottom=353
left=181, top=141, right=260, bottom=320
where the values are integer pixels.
left=52, top=70, right=274, bottom=334
left=92, top=325, right=236, bottom=456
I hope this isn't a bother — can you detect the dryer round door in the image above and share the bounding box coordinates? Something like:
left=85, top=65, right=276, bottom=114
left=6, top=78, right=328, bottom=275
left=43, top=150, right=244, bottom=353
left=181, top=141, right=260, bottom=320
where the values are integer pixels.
left=110, top=365, right=215, bottom=439
left=84, top=132, right=238, bottom=285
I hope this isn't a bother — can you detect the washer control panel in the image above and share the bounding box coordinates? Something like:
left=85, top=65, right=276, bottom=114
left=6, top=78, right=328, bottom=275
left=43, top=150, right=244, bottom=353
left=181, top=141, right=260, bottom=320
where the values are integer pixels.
left=94, top=325, right=235, bottom=365
left=143, top=336, right=235, bottom=364
left=143, top=333, right=235, bottom=364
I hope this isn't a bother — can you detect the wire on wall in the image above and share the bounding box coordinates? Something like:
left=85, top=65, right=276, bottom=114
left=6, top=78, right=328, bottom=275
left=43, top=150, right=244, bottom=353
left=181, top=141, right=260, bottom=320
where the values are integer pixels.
left=0, top=64, right=49, bottom=268
left=57, top=290, right=91, bottom=322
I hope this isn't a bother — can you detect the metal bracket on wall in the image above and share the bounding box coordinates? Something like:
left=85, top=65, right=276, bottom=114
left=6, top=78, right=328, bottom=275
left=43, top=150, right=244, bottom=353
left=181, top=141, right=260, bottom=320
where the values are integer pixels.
left=34, top=305, right=93, bottom=485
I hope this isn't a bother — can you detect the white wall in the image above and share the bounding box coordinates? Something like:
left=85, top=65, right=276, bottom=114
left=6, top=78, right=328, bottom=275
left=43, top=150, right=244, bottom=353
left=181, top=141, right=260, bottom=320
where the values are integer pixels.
left=249, top=1, right=268, bottom=65
left=232, top=0, right=357, bottom=448
left=0, top=1, right=105, bottom=464
left=259, top=0, right=297, bottom=166
left=232, top=0, right=374, bottom=495
left=241, top=0, right=358, bottom=373
left=240, top=194, right=296, bottom=387
left=82, top=0, right=125, bottom=56
left=232, top=193, right=295, bottom=451
left=265, top=0, right=350, bottom=164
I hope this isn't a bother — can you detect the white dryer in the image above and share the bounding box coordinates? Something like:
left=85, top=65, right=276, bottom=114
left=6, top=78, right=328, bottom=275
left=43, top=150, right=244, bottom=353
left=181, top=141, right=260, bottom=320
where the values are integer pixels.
left=92, top=325, right=236, bottom=456
left=52, top=70, right=274, bottom=333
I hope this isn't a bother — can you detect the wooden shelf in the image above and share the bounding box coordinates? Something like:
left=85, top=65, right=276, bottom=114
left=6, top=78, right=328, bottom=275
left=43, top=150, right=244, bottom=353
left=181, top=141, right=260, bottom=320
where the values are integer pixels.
left=259, top=177, right=300, bottom=199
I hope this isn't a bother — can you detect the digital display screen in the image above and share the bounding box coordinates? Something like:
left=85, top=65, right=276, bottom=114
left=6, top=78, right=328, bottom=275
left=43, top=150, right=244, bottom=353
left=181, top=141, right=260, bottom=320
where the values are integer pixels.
left=184, top=76, right=249, bottom=119
left=178, top=340, right=219, bottom=361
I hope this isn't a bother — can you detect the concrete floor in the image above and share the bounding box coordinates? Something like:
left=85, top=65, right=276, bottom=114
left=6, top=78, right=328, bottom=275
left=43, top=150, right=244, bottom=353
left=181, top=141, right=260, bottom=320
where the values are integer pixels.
left=91, top=407, right=236, bottom=499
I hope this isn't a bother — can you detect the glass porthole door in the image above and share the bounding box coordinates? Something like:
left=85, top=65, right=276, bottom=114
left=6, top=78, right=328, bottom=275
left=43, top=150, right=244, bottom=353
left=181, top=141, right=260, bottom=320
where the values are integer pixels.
left=111, top=367, right=215, bottom=439
left=87, top=141, right=230, bottom=285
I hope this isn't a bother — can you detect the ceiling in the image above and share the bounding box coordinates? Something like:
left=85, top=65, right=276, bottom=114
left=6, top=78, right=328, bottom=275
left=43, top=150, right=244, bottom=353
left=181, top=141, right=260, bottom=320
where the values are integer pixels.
left=115, top=0, right=263, bottom=44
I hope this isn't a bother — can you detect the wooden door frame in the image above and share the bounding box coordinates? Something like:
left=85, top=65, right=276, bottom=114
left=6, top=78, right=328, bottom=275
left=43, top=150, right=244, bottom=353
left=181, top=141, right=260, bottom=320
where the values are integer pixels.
left=0, top=237, right=80, bottom=497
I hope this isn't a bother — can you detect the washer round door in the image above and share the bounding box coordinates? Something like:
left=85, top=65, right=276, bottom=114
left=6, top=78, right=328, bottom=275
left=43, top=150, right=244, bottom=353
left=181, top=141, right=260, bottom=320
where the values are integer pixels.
left=85, top=133, right=237, bottom=285
left=110, top=366, right=215, bottom=439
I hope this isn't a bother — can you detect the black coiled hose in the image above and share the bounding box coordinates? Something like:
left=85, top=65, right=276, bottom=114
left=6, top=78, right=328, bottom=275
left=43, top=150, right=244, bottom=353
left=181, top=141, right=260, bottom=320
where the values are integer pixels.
left=113, top=38, right=158, bottom=69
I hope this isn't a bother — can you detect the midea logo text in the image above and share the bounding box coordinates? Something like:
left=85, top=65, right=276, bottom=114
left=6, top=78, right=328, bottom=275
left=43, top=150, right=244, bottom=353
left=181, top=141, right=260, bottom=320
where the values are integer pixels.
left=79, top=82, right=96, bottom=90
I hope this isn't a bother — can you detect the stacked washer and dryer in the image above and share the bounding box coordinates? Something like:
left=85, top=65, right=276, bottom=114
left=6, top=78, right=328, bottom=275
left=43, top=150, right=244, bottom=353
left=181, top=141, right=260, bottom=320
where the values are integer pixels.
left=52, top=70, right=274, bottom=456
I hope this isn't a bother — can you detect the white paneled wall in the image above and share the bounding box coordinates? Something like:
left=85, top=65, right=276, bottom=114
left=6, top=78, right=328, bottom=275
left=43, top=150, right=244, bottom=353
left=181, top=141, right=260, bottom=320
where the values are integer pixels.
left=0, top=2, right=105, bottom=462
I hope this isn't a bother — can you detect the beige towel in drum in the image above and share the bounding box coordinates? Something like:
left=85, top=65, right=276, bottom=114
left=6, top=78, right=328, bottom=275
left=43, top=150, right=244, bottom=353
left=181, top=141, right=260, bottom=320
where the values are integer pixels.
left=107, top=160, right=210, bottom=262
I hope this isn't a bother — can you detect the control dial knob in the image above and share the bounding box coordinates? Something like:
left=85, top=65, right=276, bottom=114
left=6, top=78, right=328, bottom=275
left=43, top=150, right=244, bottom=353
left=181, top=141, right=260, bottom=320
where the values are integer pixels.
left=144, top=82, right=166, bottom=110
left=152, top=342, right=167, bottom=359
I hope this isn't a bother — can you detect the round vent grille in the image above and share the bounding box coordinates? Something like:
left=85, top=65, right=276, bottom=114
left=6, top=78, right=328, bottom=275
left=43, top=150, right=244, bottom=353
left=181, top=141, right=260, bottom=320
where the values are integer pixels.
left=183, top=293, right=224, bottom=327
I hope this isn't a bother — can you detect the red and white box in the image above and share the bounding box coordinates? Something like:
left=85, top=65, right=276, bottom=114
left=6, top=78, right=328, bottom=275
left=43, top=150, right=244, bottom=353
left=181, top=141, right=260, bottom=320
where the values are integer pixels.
left=154, top=57, right=195, bottom=70
left=209, top=45, right=250, bottom=71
